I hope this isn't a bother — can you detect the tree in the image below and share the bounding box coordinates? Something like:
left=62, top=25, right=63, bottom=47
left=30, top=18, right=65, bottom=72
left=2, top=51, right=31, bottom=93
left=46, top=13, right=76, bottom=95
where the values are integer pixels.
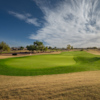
left=44, top=47, right=48, bottom=52
left=67, top=45, right=73, bottom=50
left=48, top=46, right=52, bottom=49
left=92, top=47, right=97, bottom=49
left=33, top=41, right=44, bottom=51
left=67, top=44, right=71, bottom=50
left=53, top=47, right=58, bottom=51
left=26, top=41, right=46, bottom=53
left=19, top=46, right=24, bottom=50
left=0, top=41, right=10, bottom=54
left=26, top=45, right=36, bottom=53
left=71, top=46, right=73, bottom=50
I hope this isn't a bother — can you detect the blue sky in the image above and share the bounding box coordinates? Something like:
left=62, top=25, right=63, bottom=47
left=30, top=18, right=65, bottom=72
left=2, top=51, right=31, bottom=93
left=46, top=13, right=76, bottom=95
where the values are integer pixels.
left=0, top=0, right=100, bottom=48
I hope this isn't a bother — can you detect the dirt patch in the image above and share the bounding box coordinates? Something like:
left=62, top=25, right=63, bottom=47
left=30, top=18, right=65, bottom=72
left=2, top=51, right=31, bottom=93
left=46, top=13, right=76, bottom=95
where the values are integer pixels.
left=0, top=71, right=100, bottom=100
left=0, top=51, right=61, bottom=59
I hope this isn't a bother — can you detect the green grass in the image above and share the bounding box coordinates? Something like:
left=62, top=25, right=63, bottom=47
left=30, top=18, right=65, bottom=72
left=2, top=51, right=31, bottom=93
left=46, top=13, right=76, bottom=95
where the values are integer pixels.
left=5, top=55, right=75, bottom=69
left=0, top=51, right=100, bottom=76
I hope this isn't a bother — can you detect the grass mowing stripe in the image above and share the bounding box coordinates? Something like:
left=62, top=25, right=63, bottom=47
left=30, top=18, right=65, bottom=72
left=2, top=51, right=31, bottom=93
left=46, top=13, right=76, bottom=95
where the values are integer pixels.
left=0, top=51, right=100, bottom=76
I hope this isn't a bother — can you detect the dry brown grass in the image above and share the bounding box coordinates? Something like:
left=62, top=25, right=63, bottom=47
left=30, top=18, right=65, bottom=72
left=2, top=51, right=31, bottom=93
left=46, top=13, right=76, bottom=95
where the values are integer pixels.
left=86, top=49, right=100, bottom=55
left=0, top=71, right=100, bottom=100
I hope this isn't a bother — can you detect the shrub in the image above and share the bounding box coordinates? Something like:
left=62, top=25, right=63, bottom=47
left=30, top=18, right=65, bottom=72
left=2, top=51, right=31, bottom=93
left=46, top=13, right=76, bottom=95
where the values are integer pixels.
left=80, top=49, right=84, bottom=51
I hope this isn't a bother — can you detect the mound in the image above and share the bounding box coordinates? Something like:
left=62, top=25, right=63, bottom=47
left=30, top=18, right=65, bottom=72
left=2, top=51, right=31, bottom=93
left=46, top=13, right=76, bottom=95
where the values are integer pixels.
left=0, top=71, right=100, bottom=100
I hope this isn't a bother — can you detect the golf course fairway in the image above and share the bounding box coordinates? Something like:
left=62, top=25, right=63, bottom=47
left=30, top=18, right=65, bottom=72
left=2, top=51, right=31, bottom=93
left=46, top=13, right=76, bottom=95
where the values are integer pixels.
left=0, top=51, right=100, bottom=76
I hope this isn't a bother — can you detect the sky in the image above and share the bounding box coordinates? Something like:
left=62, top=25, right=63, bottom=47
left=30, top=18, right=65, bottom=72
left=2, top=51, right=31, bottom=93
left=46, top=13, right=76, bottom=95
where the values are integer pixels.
left=0, top=0, right=100, bottom=48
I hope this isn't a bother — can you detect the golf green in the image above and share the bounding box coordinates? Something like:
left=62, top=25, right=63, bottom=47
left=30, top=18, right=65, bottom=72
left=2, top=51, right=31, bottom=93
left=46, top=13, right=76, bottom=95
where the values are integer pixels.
left=5, top=55, right=75, bottom=69
left=0, top=51, right=100, bottom=76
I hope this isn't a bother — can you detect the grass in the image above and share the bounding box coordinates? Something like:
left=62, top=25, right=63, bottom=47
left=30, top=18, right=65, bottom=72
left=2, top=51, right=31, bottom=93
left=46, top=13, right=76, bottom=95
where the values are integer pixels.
left=0, top=51, right=100, bottom=100
left=0, top=51, right=100, bottom=76
left=5, top=55, right=75, bottom=69
left=0, top=71, right=100, bottom=100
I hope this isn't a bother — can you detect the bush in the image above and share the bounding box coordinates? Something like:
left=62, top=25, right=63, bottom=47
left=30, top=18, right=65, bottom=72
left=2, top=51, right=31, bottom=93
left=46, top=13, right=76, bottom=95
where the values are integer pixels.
left=80, top=49, right=84, bottom=51
left=12, top=53, right=17, bottom=55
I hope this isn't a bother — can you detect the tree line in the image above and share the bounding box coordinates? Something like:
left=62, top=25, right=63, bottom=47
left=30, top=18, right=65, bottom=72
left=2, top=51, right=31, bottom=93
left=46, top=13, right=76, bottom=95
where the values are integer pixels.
left=26, top=41, right=48, bottom=53
left=0, top=41, right=73, bottom=54
left=1, top=41, right=99, bottom=54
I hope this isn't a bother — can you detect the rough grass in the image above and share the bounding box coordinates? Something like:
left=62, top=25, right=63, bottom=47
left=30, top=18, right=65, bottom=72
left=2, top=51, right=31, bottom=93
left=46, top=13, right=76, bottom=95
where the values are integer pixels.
left=0, top=71, right=100, bottom=100
left=0, top=51, right=100, bottom=76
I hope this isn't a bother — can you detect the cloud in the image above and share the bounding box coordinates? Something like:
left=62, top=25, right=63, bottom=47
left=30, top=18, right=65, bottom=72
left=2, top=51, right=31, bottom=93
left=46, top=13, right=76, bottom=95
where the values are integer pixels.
left=8, top=11, right=40, bottom=26
left=29, top=0, right=100, bottom=48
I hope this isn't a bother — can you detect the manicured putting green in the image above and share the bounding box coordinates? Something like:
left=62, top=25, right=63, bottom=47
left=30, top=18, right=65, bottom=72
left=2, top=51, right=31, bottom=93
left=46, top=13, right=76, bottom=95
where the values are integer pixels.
left=0, top=51, right=100, bottom=76
left=5, top=55, right=75, bottom=69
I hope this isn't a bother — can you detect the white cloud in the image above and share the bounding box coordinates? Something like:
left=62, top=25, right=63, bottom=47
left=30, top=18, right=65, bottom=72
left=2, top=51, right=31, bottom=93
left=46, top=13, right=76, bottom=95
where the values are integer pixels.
left=8, top=11, right=40, bottom=26
left=30, top=0, right=100, bottom=48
